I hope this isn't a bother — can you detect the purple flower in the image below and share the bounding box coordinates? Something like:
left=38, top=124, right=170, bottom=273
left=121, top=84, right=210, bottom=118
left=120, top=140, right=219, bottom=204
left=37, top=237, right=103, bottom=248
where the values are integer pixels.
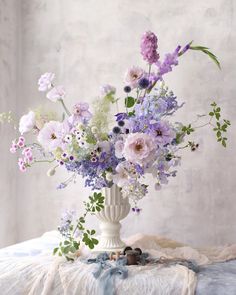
left=124, top=86, right=132, bottom=93
left=179, top=41, right=192, bottom=56
left=140, top=31, right=159, bottom=64
left=138, top=77, right=150, bottom=89
left=156, top=46, right=181, bottom=76
left=148, top=121, right=176, bottom=146
left=115, top=113, right=128, bottom=122
left=57, top=183, right=67, bottom=189
left=134, top=96, right=168, bottom=121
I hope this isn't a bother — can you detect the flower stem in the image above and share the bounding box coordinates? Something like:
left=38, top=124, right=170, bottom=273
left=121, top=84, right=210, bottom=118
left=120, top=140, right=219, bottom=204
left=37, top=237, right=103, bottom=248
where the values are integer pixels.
left=34, top=159, right=55, bottom=163
left=59, top=99, right=71, bottom=116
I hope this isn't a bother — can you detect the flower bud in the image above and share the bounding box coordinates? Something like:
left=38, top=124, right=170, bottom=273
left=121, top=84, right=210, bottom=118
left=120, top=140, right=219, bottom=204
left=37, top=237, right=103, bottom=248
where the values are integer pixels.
left=47, top=167, right=56, bottom=177
left=106, top=172, right=113, bottom=182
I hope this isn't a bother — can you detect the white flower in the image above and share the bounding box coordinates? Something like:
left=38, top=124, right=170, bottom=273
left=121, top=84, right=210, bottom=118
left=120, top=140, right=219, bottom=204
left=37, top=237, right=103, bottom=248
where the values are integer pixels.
left=46, top=85, right=65, bottom=102
left=115, top=140, right=124, bottom=158
left=113, top=162, right=129, bottom=187
left=100, top=84, right=116, bottom=97
left=37, top=121, right=66, bottom=152
left=105, top=172, right=113, bottom=182
left=64, top=134, right=72, bottom=143
left=19, top=111, right=36, bottom=135
left=38, top=72, right=55, bottom=92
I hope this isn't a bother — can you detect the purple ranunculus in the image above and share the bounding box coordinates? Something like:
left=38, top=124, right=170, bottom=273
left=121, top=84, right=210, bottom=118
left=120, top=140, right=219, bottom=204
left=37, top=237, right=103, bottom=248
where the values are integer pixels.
left=140, top=31, right=160, bottom=64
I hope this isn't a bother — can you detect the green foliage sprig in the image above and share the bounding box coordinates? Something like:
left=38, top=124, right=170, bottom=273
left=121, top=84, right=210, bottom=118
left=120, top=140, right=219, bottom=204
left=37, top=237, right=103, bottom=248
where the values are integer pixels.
left=209, top=102, right=231, bottom=147
left=179, top=102, right=230, bottom=149
left=182, top=124, right=195, bottom=135
left=53, top=192, right=104, bottom=261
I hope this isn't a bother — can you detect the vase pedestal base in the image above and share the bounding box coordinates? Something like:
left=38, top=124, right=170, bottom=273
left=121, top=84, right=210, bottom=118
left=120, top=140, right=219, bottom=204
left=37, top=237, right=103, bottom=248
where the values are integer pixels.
left=93, top=221, right=126, bottom=253
left=94, top=185, right=130, bottom=253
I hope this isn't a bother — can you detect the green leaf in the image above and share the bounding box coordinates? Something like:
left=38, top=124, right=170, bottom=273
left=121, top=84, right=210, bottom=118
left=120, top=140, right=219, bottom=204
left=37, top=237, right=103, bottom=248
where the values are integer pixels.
left=215, top=113, right=220, bottom=120
left=209, top=112, right=214, bottom=116
left=91, top=229, right=96, bottom=235
left=217, top=131, right=221, bottom=138
left=222, top=140, right=226, bottom=147
left=125, top=97, right=135, bottom=108
left=63, top=246, right=71, bottom=254
left=70, top=246, right=76, bottom=253
left=92, top=238, right=99, bottom=245
left=190, top=46, right=221, bottom=69
left=53, top=247, right=59, bottom=255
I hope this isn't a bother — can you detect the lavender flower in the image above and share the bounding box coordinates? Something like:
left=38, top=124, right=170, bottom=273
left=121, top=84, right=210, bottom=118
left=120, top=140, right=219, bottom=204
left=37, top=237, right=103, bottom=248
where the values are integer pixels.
left=140, top=31, right=159, bottom=64
left=156, top=45, right=181, bottom=76
left=58, top=210, right=76, bottom=237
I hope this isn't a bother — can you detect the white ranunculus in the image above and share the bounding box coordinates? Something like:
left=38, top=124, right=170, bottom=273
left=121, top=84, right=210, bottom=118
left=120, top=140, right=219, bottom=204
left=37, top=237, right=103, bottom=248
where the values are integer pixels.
left=19, top=111, right=36, bottom=135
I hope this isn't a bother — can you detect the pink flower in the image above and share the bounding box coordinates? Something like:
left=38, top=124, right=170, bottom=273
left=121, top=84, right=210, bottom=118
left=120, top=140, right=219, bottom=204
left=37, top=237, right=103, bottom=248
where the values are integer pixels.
left=38, top=72, right=55, bottom=92
left=123, top=133, right=156, bottom=165
left=46, top=85, right=66, bottom=102
left=115, top=140, right=124, bottom=159
left=68, top=102, right=92, bottom=124
left=37, top=121, right=66, bottom=152
left=140, top=31, right=159, bottom=64
left=22, top=147, right=33, bottom=164
left=18, top=158, right=26, bottom=172
left=10, top=137, right=25, bottom=153
left=124, top=66, right=144, bottom=88
left=19, top=111, right=36, bottom=135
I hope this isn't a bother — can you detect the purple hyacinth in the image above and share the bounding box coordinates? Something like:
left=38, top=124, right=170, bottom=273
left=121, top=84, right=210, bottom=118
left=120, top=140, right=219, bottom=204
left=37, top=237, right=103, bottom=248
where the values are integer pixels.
left=140, top=31, right=160, bottom=64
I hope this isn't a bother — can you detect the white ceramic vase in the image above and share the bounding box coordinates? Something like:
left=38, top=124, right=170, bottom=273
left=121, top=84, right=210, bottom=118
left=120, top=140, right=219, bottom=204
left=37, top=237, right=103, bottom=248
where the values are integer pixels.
left=94, top=185, right=130, bottom=252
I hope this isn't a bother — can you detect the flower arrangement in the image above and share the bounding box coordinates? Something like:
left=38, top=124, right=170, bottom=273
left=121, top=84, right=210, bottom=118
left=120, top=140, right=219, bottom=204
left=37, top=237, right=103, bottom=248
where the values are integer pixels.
left=3, top=31, right=230, bottom=259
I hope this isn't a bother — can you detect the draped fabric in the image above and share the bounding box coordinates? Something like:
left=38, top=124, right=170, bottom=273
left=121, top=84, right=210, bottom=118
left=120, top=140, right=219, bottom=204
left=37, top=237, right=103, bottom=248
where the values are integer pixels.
left=0, top=232, right=236, bottom=295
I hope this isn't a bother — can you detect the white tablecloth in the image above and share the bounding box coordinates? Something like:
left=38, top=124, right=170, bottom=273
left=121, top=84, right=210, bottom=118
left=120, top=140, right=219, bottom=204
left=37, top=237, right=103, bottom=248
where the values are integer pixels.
left=1, top=232, right=236, bottom=295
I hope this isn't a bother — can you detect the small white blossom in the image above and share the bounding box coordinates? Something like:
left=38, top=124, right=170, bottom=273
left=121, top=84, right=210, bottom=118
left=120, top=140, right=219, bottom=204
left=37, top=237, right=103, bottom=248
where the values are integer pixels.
left=38, top=72, right=55, bottom=92
left=19, top=111, right=36, bottom=135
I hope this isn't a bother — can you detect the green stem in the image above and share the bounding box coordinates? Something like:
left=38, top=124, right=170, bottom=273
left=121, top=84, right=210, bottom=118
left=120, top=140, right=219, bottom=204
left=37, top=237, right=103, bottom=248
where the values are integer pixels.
left=59, top=99, right=71, bottom=116
left=144, top=64, right=152, bottom=97
left=34, top=159, right=55, bottom=163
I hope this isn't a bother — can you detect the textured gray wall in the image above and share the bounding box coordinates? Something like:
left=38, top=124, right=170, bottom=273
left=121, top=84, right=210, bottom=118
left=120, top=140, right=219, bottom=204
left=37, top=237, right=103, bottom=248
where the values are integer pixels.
left=0, top=0, right=19, bottom=247
left=1, top=0, right=236, bottom=247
